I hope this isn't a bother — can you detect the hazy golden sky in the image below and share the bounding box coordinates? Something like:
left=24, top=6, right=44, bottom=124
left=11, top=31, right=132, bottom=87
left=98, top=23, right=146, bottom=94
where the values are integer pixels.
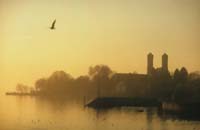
left=0, top=0, right=200, bottom=91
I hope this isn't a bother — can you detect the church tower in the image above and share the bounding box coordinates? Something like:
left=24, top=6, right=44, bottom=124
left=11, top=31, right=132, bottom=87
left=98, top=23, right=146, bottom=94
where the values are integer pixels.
left=162, top=53, right=168, bottom=71
left=147, top=53, right=154, bottom=75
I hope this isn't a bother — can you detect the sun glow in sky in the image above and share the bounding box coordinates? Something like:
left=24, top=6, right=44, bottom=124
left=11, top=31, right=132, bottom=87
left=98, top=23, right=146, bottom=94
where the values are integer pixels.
left=0, top=0, right=200, bottom=91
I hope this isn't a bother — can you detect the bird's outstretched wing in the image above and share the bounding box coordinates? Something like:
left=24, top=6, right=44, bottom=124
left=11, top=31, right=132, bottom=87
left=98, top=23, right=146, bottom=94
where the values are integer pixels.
left=50, top=19, right=56, bottom=29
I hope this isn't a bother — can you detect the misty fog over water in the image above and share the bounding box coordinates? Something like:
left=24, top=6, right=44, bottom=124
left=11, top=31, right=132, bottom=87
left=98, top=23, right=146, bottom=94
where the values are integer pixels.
left=0, top=94, right=200, bottom=130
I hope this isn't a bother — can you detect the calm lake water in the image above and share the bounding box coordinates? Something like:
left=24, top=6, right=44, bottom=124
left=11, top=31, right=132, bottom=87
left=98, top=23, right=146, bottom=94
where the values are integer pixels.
left=0, top=94, right=200, bottom=130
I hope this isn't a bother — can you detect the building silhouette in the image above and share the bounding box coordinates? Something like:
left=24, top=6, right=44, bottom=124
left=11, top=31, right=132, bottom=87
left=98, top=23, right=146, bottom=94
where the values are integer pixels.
left=147, top=53, right=154, bottom=75
left=113, top=52, right=170, bottom=96
left=147, top=53, right=169, bottom=75
left=162, top=53, right=168, bottom=72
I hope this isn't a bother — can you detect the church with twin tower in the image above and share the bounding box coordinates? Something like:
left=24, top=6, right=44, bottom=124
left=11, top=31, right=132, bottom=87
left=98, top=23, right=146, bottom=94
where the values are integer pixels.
left=147, top=53, right=169, bottom=76
left=110, top=52, right=170, bottom=96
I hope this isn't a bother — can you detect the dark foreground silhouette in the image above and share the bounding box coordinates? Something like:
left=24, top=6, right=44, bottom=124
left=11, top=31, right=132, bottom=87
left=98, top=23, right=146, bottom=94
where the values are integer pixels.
left=87, top=97, right=160, bottom=108
left=6, top=54, right=200, bottom=117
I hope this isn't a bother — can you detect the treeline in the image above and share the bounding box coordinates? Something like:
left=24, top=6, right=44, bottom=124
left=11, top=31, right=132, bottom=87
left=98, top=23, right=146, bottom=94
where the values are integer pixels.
left=16, top=65, right=114, bottom=100
left=15, top=65, right=200, bottom=102
left=149, top=67, right=200, bottom=102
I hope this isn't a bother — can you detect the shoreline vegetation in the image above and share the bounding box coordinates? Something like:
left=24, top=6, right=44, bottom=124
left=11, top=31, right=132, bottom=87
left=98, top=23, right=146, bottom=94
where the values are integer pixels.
left=5, top=92, right=38, bottom=96
left=5, top=64, right=200, bottom=114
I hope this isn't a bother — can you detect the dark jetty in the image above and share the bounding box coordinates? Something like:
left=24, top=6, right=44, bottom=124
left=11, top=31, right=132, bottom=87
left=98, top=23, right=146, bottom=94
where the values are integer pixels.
left=87, top=97, right=161, bottom=109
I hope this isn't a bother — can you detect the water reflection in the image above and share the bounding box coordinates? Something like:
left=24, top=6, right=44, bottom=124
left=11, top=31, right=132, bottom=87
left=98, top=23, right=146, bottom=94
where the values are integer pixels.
left=0, top=95, right=200, bottom=130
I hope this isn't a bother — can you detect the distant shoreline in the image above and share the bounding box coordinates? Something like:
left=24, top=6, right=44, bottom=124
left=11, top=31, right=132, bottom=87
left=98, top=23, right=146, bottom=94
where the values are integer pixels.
left=5, top=92, right=38, bottom=96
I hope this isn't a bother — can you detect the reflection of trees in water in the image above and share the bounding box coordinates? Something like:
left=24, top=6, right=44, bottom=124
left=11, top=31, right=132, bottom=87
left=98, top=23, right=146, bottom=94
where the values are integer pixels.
left=146, top=108, right=153, bottom=130
left=93, top=107, right=156, bottom=130
left=33, top=96, right=84, bottom=113
left=93, top=108, right=114, bottom=122
left=146, top=108, right=168, bottom=130
left=160, top=117, right=167, bottom=130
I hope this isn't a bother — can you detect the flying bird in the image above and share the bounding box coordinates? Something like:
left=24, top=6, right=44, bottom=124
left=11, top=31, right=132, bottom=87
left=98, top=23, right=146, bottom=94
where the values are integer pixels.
left=50, top=19, right=56, bottom=30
